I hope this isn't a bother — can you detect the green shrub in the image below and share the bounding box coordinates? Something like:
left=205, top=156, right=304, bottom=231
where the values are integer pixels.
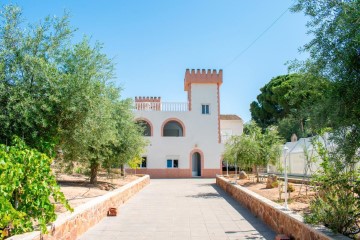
left=271, top=181, right=279, bottom=188
left=305, top=170, right=359, bottom=238
left=75, top=167, right=83, bottom=174
left=0, top=137, right=72, bottom=238
left=287, top=183, right=295, bottom=193
left=304, top=137, right=360, bottom=238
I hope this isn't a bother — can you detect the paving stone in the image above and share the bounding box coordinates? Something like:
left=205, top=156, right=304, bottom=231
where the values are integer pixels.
left=78, top=179, right=276, bottom=240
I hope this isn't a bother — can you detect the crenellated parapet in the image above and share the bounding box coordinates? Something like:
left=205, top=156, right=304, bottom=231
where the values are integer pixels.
left=184, top=69, right=223, bottom=91
left=135, top=97, right=161, bottom=111
left=135, top=96, right=161, bottom=103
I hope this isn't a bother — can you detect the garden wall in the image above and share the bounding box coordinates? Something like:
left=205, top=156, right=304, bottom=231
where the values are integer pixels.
left=8, top=175, right=150, bottom=240
left=216, top=176, right=349, bottom=240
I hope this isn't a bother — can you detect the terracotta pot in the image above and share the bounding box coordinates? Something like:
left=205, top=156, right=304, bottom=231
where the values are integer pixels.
left=107, top=207, right=117, bottom=216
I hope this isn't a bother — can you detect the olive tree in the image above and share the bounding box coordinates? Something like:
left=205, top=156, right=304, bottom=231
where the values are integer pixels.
left=0, top=5, right=147, bottom=184
left=223, top=121, right=282, bottom=182
left=290, top=1, right=360, bottom=237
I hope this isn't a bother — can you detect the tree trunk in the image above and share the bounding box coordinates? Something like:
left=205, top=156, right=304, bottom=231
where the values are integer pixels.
left=90, top=161, right=99, bottom=184
left=256, top=165, right=260, bottom=183
left=300, top=119, right=305, bottom=136
left=120, top=164, right=125, bottom=177
left=234, top=164, right=237, bottom=181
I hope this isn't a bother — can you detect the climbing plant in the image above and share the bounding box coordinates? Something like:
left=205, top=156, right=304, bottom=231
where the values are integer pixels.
left=0, top=137, right=72, bottom=238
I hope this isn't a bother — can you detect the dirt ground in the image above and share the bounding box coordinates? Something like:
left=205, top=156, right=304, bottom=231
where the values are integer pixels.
left=55, top=173, right=314, bottom=215
left=224, top=174, right=316, bottom=215
left=55, top=173, right=140, bottom=213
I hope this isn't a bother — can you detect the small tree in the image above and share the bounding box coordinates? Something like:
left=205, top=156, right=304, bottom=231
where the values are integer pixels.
left=223, top=121, right=282, bottom=182
left=245, top=122, right=283, bottom=182
left=224, top=134, right=257, bottom=178
left=127, top=156, right=143, bottom=175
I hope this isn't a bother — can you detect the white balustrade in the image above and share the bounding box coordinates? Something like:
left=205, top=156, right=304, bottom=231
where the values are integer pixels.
left=134, top=102, right=189, bottom=112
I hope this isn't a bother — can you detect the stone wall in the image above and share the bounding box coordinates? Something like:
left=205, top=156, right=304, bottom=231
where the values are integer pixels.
left=8, top=175, right=150, bottom=240
left=216, top=176, right=349, bottom=240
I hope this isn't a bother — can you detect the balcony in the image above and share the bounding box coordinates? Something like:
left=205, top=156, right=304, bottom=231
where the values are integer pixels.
left=134, top=102, right=189, bottom=112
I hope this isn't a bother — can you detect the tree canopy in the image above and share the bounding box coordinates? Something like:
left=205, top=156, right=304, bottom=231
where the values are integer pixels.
left=290, top=0, right=360, bottom=237
left=0, top=4, right=148, bottom=236
left=250, top=73, right=329, bottom=140
left=290, top=0, right=360, bottom=132
left=0, top=5, right=147, bottom=184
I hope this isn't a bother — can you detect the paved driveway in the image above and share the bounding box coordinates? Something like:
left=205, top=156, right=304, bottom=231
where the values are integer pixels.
left=78, top=179, right=276, bottom=240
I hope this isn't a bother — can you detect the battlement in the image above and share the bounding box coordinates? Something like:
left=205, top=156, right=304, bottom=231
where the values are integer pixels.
left=184, top=69, right=223, bottom=91
left=135, top=97, right=161, bottom=111
left=135, top=96, right=161, bottom=102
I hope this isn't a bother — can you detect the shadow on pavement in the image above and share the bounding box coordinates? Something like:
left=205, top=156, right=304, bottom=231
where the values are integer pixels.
left=211, top=183, right=275, bottom=239
left=185, top=181, right=276, bottom=239
left=185, top=192, right=222, bottom=199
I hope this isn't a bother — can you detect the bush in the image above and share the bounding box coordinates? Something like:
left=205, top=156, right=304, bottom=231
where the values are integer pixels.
left=306, top=170, right=359, bottom=238
left=75, top=167, right=83, bottom=174
left=0, top=137, right=72, bottom=238
left=287, top=183, right=295, bottom=193
left=304, top=137, right=360, bottom=238
left=271, top=181, right=279, bottom=188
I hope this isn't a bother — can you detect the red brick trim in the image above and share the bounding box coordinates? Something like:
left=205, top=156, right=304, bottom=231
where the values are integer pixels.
left=202, top=169, right=221, bottom=178
left=188, top=84, right=192, bottom=111
left=217, top=83, right=221, bottom=143
left=126, top=168, right=221, bottom=178
left=184, top=69, right=223, bottom=91
left=134, top=97, right=161, bottom=111
left=126, top=169, right=190, bottom=178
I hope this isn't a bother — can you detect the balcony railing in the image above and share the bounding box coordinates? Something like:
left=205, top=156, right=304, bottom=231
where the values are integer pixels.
left=134, top=102, right=189, bottom=112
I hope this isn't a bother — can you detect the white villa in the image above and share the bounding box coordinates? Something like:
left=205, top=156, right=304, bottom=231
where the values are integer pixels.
left=127, top=69, right=243, bottom=178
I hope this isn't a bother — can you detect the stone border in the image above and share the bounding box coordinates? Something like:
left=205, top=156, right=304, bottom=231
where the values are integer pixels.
left=8, top=175, right=150, bottom=240
left=216, top=176, right=349, bottom=240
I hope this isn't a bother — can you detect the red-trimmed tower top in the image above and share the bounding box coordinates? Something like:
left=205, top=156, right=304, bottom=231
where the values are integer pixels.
left=184, top=69, right=223, bottom=143
left=184, top=69, right=223, bottom=91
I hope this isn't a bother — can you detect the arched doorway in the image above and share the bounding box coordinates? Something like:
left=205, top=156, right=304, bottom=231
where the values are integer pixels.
left=192, top=152, right=201, bottom=177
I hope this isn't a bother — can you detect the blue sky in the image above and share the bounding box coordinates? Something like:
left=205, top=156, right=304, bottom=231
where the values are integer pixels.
left=3, top=1, right=310, bottom=122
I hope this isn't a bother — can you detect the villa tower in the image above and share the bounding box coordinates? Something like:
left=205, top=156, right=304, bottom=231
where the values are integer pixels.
left=128, top=69, right=242, bottom=178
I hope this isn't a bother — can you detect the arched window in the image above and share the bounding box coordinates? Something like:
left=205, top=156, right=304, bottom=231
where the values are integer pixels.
left=136, top=120, right=152, bottom=136
left=163, top=120, right=184, bottom=137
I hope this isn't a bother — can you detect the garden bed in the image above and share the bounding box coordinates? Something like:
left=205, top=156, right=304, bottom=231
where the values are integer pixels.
left=217, top=175, right=349, bottom=240
left=223, top=174, right=315, bottom=215
left=55, top=173, right=140, bottom=213
left=8, top=174, right=149, bottom=240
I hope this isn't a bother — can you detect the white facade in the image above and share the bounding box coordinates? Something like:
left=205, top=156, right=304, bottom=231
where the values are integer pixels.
left=128, top=69, right=243, bottom=178
left=220, top=116, right=244, bottom=143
